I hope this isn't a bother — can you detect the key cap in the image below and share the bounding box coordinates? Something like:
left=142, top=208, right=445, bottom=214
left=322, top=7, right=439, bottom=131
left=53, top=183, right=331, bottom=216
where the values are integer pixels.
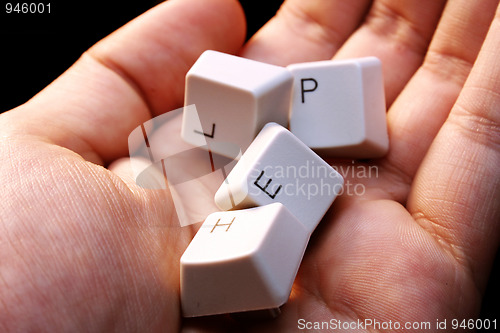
left=214, top=122, right=344, bottom=234
left=287, top=57, right=389, bottom=158
left=180, top=203, right=309, bottom=317
left=181, top=50, right=293, bottom=157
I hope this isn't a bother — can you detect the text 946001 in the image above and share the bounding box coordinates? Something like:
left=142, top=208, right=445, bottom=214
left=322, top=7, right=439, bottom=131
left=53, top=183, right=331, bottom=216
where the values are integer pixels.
left=5, top=3, right=51, bottom=14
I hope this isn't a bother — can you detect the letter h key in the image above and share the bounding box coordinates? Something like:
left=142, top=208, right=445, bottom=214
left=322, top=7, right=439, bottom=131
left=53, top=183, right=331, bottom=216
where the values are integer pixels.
left=180, top=203, right=309, bottom=317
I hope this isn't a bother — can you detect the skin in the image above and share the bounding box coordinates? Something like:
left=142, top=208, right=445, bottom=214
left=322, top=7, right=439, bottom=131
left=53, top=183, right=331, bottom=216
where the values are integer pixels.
left=0, top=0, right=499, bottom=331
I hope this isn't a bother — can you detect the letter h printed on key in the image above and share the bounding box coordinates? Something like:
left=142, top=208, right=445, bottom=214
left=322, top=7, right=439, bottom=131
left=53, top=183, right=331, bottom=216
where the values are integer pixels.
left=210, top=217, right=236, bottom=233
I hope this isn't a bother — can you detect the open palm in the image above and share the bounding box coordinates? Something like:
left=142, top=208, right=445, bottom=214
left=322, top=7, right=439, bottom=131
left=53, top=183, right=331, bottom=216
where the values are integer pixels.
left=0, top=0, right=499, bottom=332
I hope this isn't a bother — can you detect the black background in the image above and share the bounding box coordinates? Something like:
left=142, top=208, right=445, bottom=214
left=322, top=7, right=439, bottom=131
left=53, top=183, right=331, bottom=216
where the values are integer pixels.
left=0, top=0, right=497, bottom=324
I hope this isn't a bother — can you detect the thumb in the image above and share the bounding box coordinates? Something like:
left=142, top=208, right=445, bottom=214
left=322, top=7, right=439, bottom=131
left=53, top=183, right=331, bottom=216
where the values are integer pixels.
left=1, top=0, right=246, bottom=165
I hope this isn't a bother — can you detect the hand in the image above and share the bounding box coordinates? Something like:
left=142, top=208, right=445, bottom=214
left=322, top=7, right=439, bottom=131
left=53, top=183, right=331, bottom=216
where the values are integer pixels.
left=0, top=0, right=245, bottom=331
left=0, top=1, right=498, bottom=333
left=234, top=0, right=500, bottom=331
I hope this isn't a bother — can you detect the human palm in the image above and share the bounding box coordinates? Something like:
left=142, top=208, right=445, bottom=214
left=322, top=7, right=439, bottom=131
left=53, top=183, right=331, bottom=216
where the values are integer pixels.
left=1, top=0, right=499, bottom=332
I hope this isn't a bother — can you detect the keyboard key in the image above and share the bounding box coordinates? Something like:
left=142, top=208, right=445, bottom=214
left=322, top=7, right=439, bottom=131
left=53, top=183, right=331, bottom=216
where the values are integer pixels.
left=181, top=50, right=293, bottom=157
left=214, top=123, right=344, bottom=234
left=287, top=57, right=389, bottom=158
left=180, top=203, right=309, bottom=317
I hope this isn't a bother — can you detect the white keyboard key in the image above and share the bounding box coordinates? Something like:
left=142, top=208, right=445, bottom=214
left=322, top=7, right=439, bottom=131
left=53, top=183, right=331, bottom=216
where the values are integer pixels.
left=180, top=203, right=309, bottom=317
left=214, top=123, right=344, bottom=234
left=181, top=50, right=293, bottom=157
left=287, top=57, right=389, bottom=158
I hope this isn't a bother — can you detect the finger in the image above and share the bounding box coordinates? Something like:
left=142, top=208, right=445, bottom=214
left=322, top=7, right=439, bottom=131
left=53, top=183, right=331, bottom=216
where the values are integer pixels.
left=0, top=0, right=246, bottom=165
left=240, top=0, right=372, bottom=65
left=377, top=0, right=498, bottom=202
left=408, top=4, right=500, bottom=290
left=334, top=0, right=447, bottom=105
